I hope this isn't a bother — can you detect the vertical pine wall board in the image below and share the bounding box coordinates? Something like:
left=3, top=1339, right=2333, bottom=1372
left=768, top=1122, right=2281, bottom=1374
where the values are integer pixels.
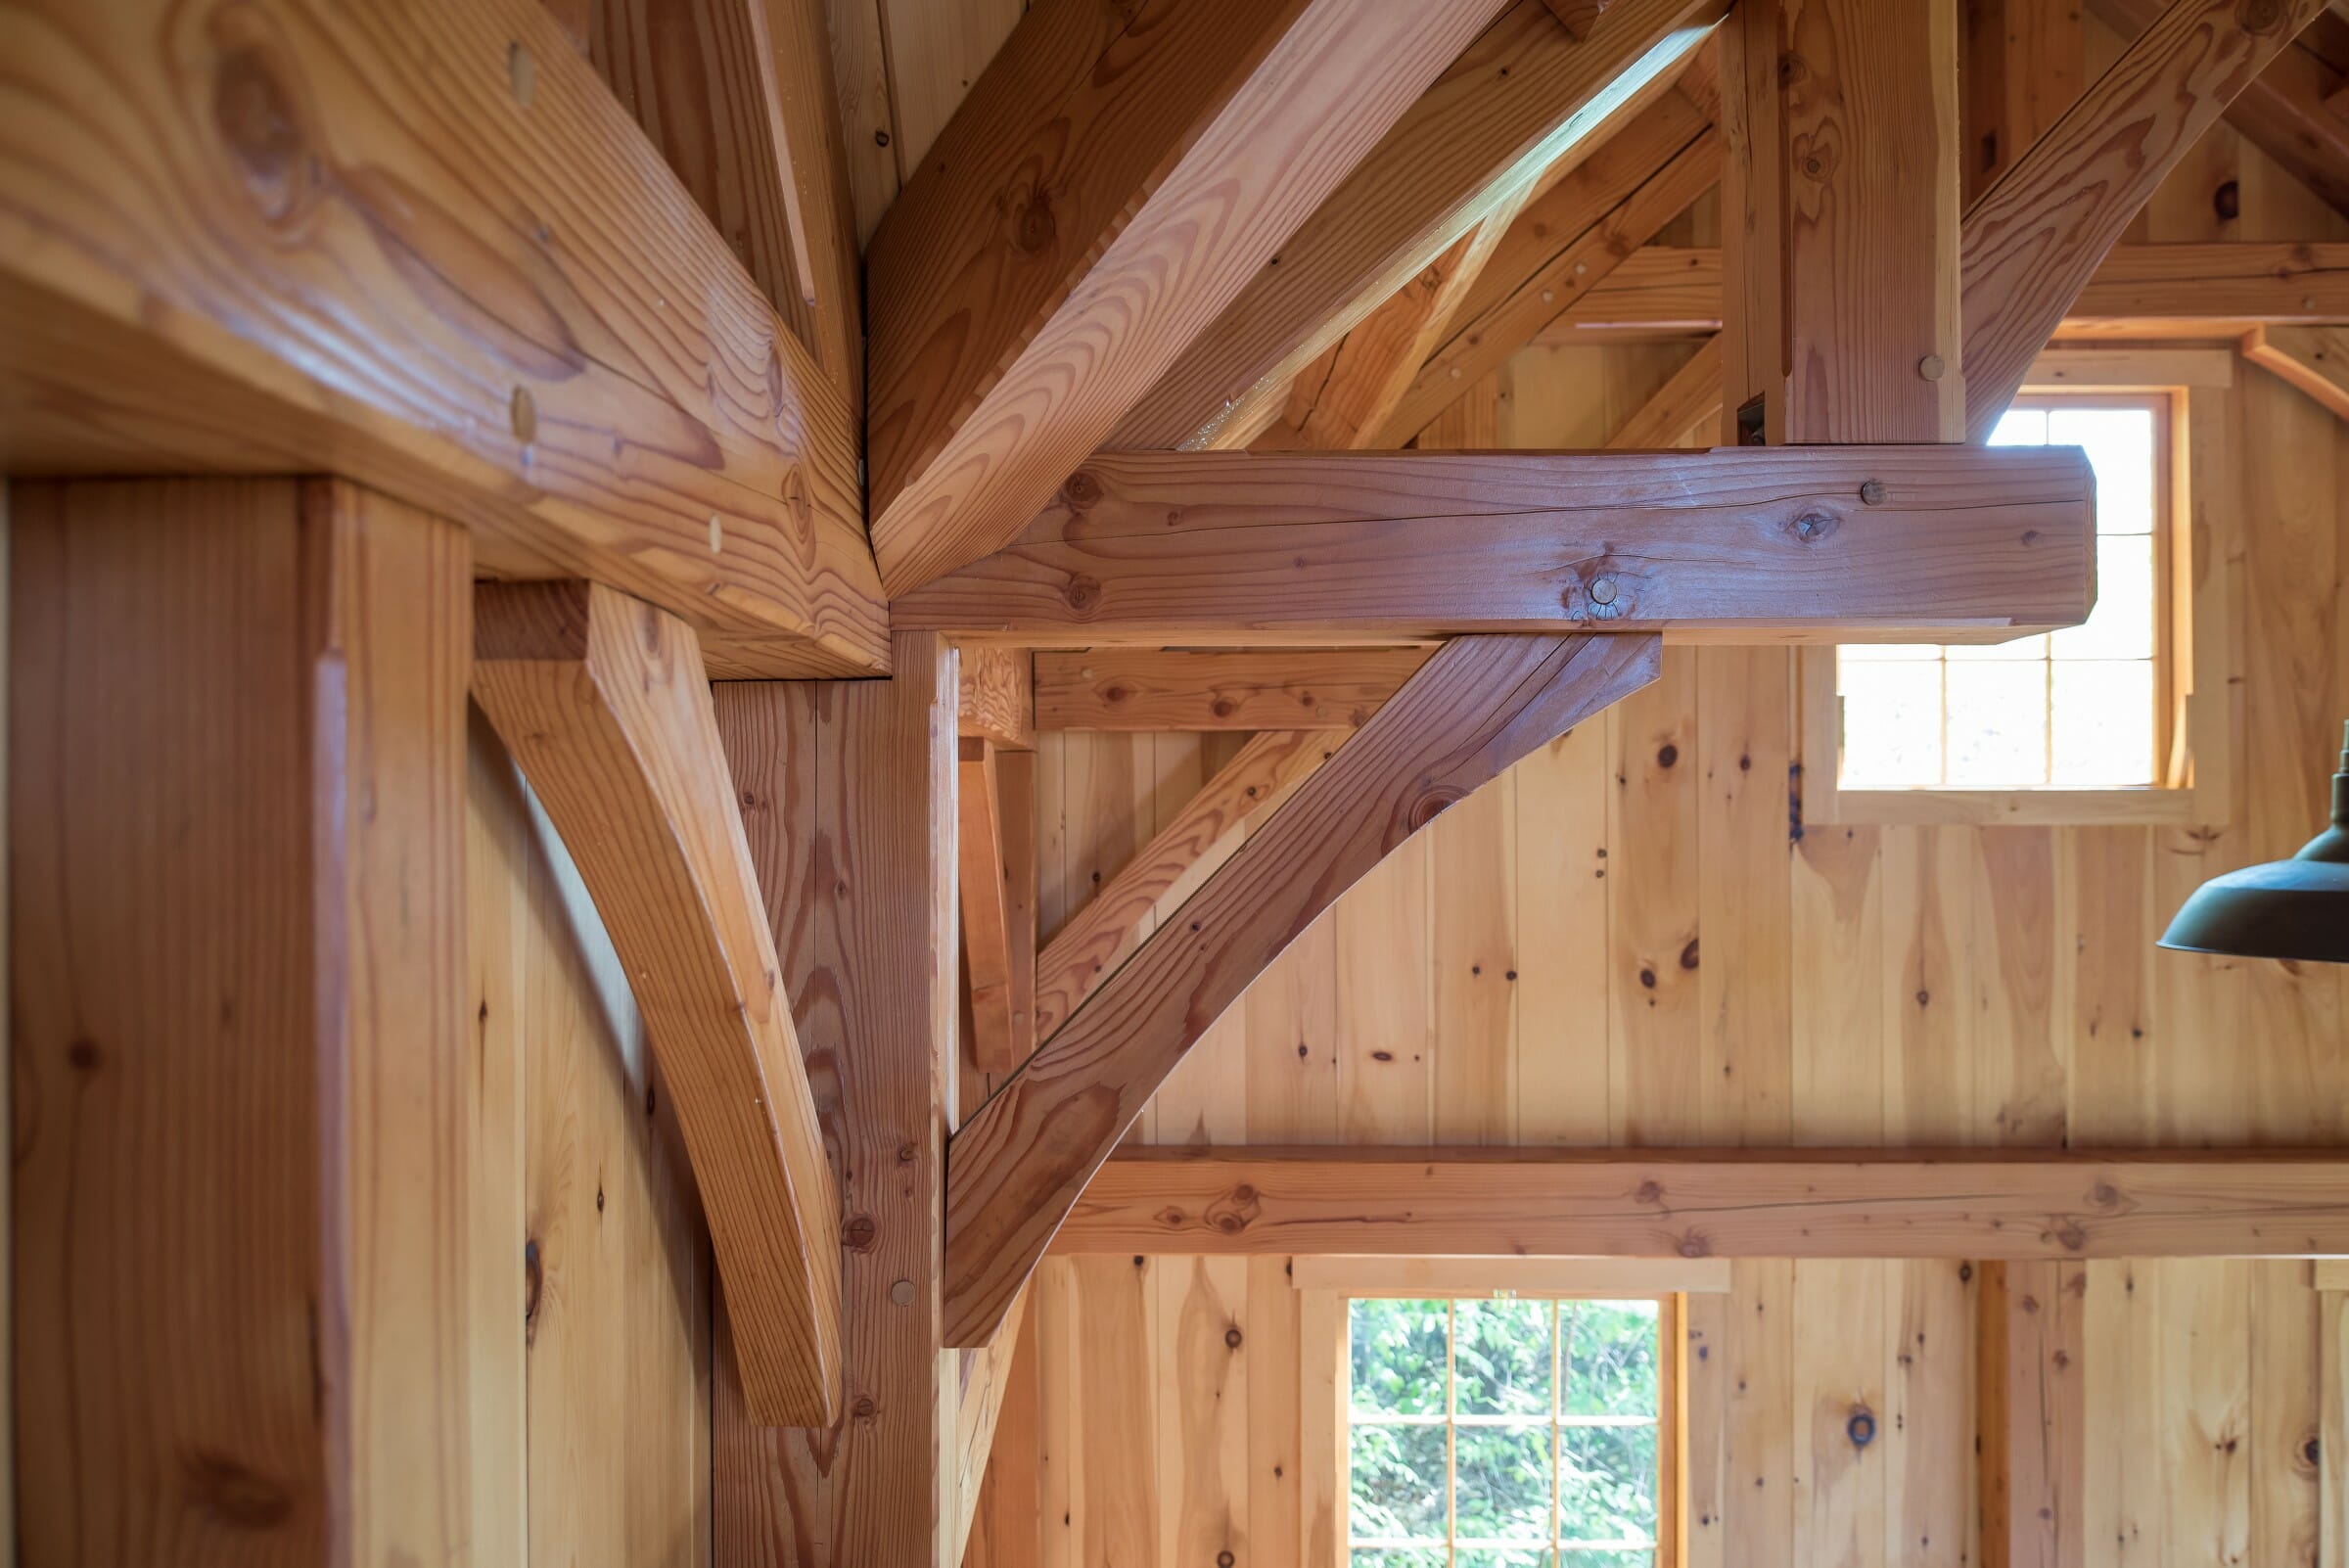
left=1788, top=822, right=1886, bottom=1144
left=1972, top=828, right=2063, bottom=1146
left=1513, top=718, right=1613, bottom=1146
left=2165, top=1262, right=2253, bottom=1568
left=2249, top=1262, right=2321, bottom=1568
left=1792, top=1261, right=1889, bottom=1568
left=1155, top=1256, right=1249, bottom=1568
left=1247, top=1258, right=1304, bottom=1568
left=1334, top=841, right=1434, bottom=1142
left=1245, top=923, right=1342, bottom=1145
left=1696, top=645, right=1794, bottom=1146
left=1606, top=648, right=1702, bottom=1145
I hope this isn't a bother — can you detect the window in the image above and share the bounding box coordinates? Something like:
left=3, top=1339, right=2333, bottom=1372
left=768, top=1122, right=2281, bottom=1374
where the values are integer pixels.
left=1347, top=1296, right=1671, bottom=1567
left=1801, top=352, right=2234, bottom=828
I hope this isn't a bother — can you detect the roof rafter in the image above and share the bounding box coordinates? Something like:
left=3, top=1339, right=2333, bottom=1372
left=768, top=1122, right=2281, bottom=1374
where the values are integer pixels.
left=1110, top=0, right=1726, bottom=453
left=861, top=0, right=1522, bottom=595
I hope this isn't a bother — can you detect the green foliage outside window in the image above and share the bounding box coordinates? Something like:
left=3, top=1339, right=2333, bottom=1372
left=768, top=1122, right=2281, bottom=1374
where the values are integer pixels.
left=1347, top=1297, right=1664, bottom=1568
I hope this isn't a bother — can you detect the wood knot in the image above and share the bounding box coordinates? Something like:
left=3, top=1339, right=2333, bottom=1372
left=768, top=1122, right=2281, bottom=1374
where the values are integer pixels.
left=1679, top=939, right=1699, bottom=971
left=523, top=1238, right=543, bottom=1343
left=2091, top=1180, right=2120, bottom=1207
left=1224, top=1325, right=1243, bottom=1350
left=1846, top=1408, right=1877, bottom=1449
left=2237, top=0, right=2286, bottom=33
left=852, top=1395, right=878, bottom=1419
left=1786, top=511, right=1838, bottom=544
left=1062, top=574, right=1102, bottom=613
left=182, top=1449, right=296, bottom=1529
left=1205, top=1183, right=1263, bottom=1234
left=1060, top=470, right=1104, bottom=509
left=212, top=46, right=315, bottom=225
left=1635, top=1179, right=1665, bottom=1205
left=1407, top=786, right=1465, bottom=830
left=1011, top=183, right=1058, bottom=254
left=68, top=1036, right=101, bottom=1073
left=842, top=1214, right=879, bottom=1251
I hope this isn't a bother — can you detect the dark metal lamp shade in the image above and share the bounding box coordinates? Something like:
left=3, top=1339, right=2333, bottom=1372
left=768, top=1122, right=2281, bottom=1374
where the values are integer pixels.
left=2158, top=721, right=2349, bottom=963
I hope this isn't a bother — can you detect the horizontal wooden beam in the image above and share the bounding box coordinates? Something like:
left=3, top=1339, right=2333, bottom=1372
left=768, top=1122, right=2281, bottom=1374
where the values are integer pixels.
left=473, top=580, right=840, bottom=1425
left=1033, top=648, right=1433, bottom=729
left=1055, top=1146, right=2349, bottom=1258
left=1552, top=242, right=2349, bottom=334
left=0, top=0, right=886, bottom=677
left=893, top=446, right=2096, bottom=645
left=945, top=633, right=1662, bottom=1345
left=2241, top=322, right=2349, bottom=420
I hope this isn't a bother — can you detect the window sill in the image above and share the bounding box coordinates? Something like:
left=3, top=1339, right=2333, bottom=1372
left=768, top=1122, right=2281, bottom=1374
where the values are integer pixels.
left=1812, top=786, right=2203, bottom=828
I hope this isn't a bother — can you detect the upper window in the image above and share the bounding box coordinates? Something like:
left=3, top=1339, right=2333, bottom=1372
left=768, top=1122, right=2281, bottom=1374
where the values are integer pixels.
left=1836, top=396, right=2166, bottom=792
left=1347, top=1296, right=1668, bottom=1567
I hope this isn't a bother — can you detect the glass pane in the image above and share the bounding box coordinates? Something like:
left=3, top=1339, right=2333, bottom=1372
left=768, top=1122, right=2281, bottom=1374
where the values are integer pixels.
left=1560, top=1301, right=1660, bottom=1416
left=1351, top=1422, right=1448, bottom=1542
left=2049, top=406, right=2156, bottom=533
left=1559, top=1552, right=1655, bottom=1568
left=1353, top=1300, right=1449, bottom=1416
left=2051, top=661, right=2157, bottom=787
left=1455, top=1299, right=1553, bottom=1416
left=1838, top=659, right=1944, bottom=789
left=2050, top=535, right=2155, bottom=661
left=1353, top=1550, right=1450, bottom=1568
left=1453, top=1422, right=1553, bottom=1542
left=1559, top=1424, right=1659, bottom=1545
left=1458, top=1550, right=1555, bottom=1568
left=1988, top=407, right=2048, bottom=445
left=1945, top=661, right=2050, bottom=787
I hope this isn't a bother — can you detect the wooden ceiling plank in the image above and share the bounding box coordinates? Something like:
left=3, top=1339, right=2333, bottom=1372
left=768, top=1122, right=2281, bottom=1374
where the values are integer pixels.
left=2092, top=0, right=2349, bottom=218
left=862, top=0, right=1519, bottom=595
left=957, top=645, right=1036, bottom=751
left=1961, top=0, right=2332, bottom=442
left=0, top=0, right=884, bottom=679
left=1054, top=1146, right=2349, bottom=1258
left=1111, top=0, right=1725, bottom=452
left=957, top=738, right=1024, bottom=1077
left=1033, top=648, right=1435, bottom=730
left=892, top=445, right=2097, bottom=646
left=2242, top=322, right=2349, bottom=419
left=944, top=632, right=1662, bottom=1346
left=473, top=580, right=841, bottom=1427
left=1032, top=728, right=1344, bottom=1043
left=1381, top=102, right=1722, bottom=444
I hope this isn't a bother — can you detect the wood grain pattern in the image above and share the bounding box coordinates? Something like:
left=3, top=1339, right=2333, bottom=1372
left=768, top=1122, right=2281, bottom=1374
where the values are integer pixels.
left=1609, top=335, right=1724, bottom=445
left=1962, top=0, right=2086, bottom=206
left=1058, top=1147, right=2349, bottom=1259
left=1959, top=0, right=2330, bottom=439
left=1033, top=648, right=1434, bottom=731
left=1112, top=0, right=1722, bottom=451
left=1382, top=97, right=1721, bottom=442
left=711, top=634, right=960, bottom=1564
left=1034, top=729, right=1345, bottom=1041
left=2091, top=0, right=2349, bottom=218
left=1979, top=1261, right=2087, bottom=1568
left=963, top=1290, right=1041, bottom=1568
left=13, top=479, right=476, bottom=1563
left=892, top=445, right=2098, bottom=644
left=862, top=0, right=1514, bottom=594
left=958, top=646, right=1036, bottom=751
left=958, top=738, right=1026, bottom=1076
left=944, top=633, right=1662, bottom=1345
left=472, top=579, right=840, bottom=1425
left=0, top=0, right=885, bottom=677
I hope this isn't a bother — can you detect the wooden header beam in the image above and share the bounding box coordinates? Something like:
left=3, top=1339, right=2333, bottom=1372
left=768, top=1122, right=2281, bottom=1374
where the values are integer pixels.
left=893, top=445, right=2096, bottom=646
left=1055, top=1146, right=2349, bottom=1259
left=0, top=0, right=887, bottom=678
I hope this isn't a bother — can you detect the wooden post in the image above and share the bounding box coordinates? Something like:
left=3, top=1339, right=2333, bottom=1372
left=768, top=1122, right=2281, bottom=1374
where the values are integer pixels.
left=711, top=634, right=959, bottom=1565
left=1721, top=0, right=1964, bottom=444
left=1978, top=1260, right=2088, bottom=1568
left=11, top=479, right=482, bottom=1562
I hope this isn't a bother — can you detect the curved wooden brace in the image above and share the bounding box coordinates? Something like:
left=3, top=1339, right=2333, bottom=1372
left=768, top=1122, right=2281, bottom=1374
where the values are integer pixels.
left=942, top=631, right=1663, bottom=1347
left=473, top=579, right=840, bottom=1425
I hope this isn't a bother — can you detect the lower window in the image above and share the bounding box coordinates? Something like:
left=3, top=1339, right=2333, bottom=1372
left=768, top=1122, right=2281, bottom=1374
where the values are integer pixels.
left=1347, top=1296, right=1672, bottom=1568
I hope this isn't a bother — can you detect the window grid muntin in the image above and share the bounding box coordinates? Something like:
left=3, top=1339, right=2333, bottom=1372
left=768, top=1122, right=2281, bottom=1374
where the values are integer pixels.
left=1347, top=1297, right=1665, bottom=1563
left=1835, top=393, right=2172, bottom=794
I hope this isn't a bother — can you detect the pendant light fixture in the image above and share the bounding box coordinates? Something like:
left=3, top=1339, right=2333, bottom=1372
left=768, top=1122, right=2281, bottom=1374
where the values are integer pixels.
left=2158, top=721, right=2349, bottom=963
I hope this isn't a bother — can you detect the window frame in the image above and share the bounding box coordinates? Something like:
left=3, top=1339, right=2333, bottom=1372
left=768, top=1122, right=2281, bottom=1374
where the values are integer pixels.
left=1799, top=347, right=2235, bottom=828
left=1310, top=1258, right=1722, bottom=1568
